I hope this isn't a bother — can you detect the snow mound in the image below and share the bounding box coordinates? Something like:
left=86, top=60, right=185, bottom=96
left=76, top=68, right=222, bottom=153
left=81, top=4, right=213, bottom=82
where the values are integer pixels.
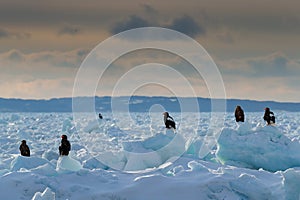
left=56, top=156, right=82, bottom=173
left=216, top=123, right=300, bottom=171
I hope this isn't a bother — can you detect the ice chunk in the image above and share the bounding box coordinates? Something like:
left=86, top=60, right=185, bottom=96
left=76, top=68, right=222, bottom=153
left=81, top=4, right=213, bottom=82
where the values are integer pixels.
left=216, top=125, right=300, bottom=171
left=96, top=152, right=126, bottom=170
left=31, top=187, right=55, bottom=200
left=122, top=129, right=185, bottom=171
left=11, top=156, right=50, bottom=171
left=83, top=157, right=109, bottom=170
left=83, top=119, right=102, bottom=133
left=0, top=169, right=9, bottom=176
left=42, top=150, right=59, bottom=161
left=56, top=156, right=82, bottom=173
left=31, top=163, right=57, bottom=176
left=283, top=168, right=300, bottom=200
left=236, top=121, right=252, bottom=135
left=124, top=151, right=162, bottom=171
left=143, top=132, right=174, bottom=151
left=62, top=118, right=76, bottom=134
left=10, top=114, right=20, bottom=121
left=186, top=139, right=203, bottom=157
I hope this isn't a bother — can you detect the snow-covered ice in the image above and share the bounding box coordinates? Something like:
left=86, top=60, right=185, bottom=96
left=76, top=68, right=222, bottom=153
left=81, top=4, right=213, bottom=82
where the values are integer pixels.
left=0, top=112, right=300, bottom=199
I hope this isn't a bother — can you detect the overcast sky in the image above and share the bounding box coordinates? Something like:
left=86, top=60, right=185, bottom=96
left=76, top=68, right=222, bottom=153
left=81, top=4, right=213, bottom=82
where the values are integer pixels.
left=0, top=0, right=299, bottom=102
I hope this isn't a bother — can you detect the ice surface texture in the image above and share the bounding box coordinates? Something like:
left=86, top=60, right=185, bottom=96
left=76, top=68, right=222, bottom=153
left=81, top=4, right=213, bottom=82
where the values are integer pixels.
left=216, top=122, right=300, bottom=171
left=0, top=112, right=300, bottom=200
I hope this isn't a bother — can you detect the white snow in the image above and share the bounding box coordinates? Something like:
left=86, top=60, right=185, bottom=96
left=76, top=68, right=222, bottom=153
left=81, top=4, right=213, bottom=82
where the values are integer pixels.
left=0, top=112, right=299, bottom=199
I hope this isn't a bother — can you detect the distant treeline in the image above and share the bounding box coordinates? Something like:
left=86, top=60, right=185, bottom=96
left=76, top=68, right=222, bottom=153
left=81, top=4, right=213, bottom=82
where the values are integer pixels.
left=0, top=96, right=299, bottom=112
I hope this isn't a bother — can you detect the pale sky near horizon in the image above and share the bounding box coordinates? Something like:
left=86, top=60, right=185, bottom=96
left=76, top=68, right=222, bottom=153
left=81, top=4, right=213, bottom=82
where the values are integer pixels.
left=0, top=0, right=300, bottom=102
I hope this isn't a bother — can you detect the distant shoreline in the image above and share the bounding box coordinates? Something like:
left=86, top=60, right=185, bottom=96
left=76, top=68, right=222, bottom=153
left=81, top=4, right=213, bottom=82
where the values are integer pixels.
left=0, top=96, right=299, bottom=112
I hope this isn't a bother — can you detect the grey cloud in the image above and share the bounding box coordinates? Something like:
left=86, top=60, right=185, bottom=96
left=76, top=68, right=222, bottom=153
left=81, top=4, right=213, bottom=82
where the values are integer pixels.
left=216, top=32, right=234, bottom=44
left=111, top=15, right=151, bottom=34
left=213, top=13, right=300, bottom=35
left=167, top=15, right=205, bottom=37
left=111, top=14, right=205, bottom=38
left=31, top=53, right=54, bottom=63
left=0, top=27, right=30, bottom=39
left=7, top=50, right=25, bottom=62
left=31, top=49, right=88, bottom=68
left=58, top=24, right=81, bottom=35
left=247, top=54, right=289, bottom=76
left=0, top=28, right=9, bottom=38
left=219, top=52, right=300, bottom=79
left=273, top=56, right=288, bottom=69
left=15, top=32, right=30, bottom=39
left=1, top=0, right=300, bottom=36
left=77, top=49, right=89, bottom=57
left=141, top=4, right=158, bottom=15
left=55, top=49, right=89, bottom=68
left=1, top=48, right=89, bottom=68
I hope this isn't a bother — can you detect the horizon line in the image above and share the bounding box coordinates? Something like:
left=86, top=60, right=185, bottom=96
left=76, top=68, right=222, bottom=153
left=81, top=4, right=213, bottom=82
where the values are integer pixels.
left=0, top=95, right=299, bottom=104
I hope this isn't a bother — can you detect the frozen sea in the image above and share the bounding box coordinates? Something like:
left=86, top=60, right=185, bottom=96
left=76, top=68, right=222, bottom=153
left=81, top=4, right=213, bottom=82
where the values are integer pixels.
left=0, top=111, right=300, bottom=200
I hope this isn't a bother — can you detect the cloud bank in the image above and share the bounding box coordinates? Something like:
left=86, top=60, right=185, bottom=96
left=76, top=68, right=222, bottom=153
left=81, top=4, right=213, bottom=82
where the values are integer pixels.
left=0, top=27, right=30, bottom=39
left=0, top=49, right=89, bottom=99
left=58, top=24, right=82, bottom=36
left=0, top=47, right=299, bottom=102
left=111, top=14, right=205, bottom=38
